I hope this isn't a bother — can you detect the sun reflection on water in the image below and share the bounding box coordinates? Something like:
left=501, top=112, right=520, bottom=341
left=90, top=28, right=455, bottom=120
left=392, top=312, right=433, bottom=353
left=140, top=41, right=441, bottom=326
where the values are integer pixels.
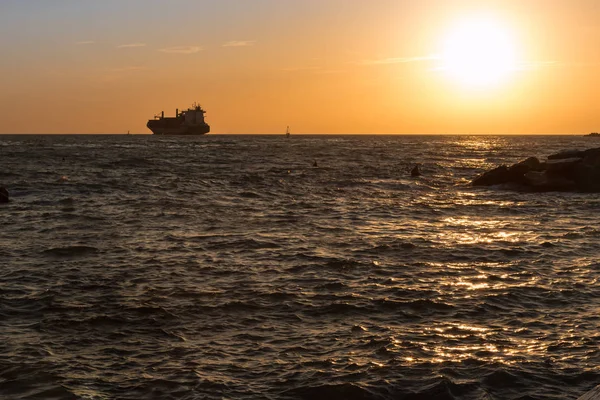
left=437, top=216, right=534, bottom=245
left=449, top=136, right=509, bottom=152
left=392, top=322, right=559, bottom=365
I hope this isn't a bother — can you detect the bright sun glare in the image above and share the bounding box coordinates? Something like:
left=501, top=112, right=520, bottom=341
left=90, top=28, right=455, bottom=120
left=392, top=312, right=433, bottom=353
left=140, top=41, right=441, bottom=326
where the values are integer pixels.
left=441, top=15, right=518, bottom=87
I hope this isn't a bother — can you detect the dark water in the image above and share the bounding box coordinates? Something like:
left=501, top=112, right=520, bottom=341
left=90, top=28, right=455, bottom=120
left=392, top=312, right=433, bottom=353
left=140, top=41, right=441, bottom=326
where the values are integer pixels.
left=1, top=134, right=599, bottom=400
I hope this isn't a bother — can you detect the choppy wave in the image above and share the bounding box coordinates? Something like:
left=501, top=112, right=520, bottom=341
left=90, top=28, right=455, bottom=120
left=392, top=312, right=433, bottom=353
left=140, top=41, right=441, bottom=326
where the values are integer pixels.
left=1, top=134, right=599, bottom=399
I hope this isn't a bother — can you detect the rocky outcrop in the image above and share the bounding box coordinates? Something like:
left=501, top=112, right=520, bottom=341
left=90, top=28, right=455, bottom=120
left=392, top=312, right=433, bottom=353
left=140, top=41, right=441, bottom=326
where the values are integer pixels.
left=0, top=187, right=8, bottom=203
left=411, top=164, right=421, bottom=177
left=472, top=147, right=600, bottom=192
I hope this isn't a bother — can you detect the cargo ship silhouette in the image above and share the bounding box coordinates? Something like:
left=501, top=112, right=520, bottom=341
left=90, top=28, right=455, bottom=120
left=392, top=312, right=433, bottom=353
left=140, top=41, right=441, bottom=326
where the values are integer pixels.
left=147, top=104, right=210, bottom=135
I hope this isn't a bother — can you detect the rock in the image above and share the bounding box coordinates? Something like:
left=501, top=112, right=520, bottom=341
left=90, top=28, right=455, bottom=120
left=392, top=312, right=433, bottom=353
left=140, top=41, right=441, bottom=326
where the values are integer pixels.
left=583, top=147, right=600, bottom=163
left=411, top=164, right=421, bottom=177
left=545, top=157, right=581, bottom=175
left=578, top=385, right=600, bottom=400
left=473, top=157, right=543, bottom=187
left=507, top=157, right=543, bottom=184
left=572, top=148, right=600, bottom=192
left=472, top=165, right=510, bottom=186
left=0, top=187, right=8, bottom=203
left=512, top=156, right=542, bottom=172
left=548, top=149, right=584, bottom=160
left=574, top=162, right=600, bottom=192
left=523, top=171, right=577, bottom=192
left=522, top=170, right=545, bottom=186
left=472, top=147, right=600, bottom=192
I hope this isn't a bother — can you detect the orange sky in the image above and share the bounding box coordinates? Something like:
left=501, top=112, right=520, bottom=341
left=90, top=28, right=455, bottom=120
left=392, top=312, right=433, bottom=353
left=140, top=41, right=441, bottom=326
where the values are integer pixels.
left=0, top=0, right=598, bottom=134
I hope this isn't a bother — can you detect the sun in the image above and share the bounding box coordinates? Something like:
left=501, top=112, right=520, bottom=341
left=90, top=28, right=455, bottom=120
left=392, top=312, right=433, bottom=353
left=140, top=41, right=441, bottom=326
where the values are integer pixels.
left=441, top=15, right=518, bottom=87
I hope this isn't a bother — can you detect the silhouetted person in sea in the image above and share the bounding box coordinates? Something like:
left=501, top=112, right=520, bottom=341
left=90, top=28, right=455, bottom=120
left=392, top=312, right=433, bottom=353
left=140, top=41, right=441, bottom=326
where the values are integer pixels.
left=0, top=187, right=9, bottom=203
left=313, top=159, right=318, bottom=167
left=411, top=164, right=421, bottom=177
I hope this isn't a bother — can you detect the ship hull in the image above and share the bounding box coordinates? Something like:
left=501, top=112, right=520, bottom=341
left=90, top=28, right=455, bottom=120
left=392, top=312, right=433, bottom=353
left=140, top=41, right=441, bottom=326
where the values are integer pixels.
left=147, top=120, right=210, bottom=135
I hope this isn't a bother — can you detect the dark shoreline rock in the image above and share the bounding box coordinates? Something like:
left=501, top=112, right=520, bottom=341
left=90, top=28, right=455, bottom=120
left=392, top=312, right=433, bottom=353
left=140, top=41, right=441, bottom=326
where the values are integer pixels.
left=472, top=147, right=600, bottom=192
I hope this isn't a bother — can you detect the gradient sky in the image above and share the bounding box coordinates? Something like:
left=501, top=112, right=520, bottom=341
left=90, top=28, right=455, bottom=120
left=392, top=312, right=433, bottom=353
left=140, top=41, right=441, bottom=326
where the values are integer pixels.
left=1, top=0, right=598, bottom=134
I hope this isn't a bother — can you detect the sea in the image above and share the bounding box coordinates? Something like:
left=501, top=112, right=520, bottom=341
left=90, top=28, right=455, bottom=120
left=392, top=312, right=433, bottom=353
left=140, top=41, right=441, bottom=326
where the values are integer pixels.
left=1, top=134, right=599, bottom=400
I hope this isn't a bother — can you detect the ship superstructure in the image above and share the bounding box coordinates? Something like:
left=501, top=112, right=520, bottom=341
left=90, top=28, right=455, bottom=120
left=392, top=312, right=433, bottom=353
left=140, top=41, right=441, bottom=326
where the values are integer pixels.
left=147, top=104, right=210, bottom=135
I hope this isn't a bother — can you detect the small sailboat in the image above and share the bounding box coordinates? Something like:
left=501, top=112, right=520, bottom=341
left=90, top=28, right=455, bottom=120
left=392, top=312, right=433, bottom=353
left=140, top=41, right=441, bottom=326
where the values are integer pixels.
left=286, top=126, right=290, bottom=138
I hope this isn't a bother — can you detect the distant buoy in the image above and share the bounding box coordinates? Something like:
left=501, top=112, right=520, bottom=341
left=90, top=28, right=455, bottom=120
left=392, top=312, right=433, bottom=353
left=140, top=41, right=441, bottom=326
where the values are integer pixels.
left=58, top=175, right=69, bottom=182
left=313, top=160, right=318, bottom=167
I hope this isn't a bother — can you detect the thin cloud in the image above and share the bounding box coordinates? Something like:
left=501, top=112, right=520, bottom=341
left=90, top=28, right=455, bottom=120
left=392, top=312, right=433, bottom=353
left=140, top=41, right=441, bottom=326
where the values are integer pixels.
left=282, top=66, right=321, bottom=72
left=315, top=69, right=346, bottom=74
left=108, top=66, right=147, bottom=72
left=514, top=61, right=558, bottom=71
left=281, top=66, right=345, bottom=74
left=158, top=46, right=203, bottom=54
left=117, top=43, right=147, bottom=48
left=76, top=41, right=95, bottom=45
left=102, top=66, right=148, bottom=83
left=518, top=61, right=600, bottom=70
left=570, top=61, right=600, bottom=67
left=223, top=40, right=256, bottom=47
left=359, top=56, right=439, bottom=65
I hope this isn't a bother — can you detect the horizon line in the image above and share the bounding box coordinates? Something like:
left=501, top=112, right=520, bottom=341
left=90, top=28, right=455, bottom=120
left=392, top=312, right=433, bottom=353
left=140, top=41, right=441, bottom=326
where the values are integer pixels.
left=0, top=132, right=592, bottom=136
